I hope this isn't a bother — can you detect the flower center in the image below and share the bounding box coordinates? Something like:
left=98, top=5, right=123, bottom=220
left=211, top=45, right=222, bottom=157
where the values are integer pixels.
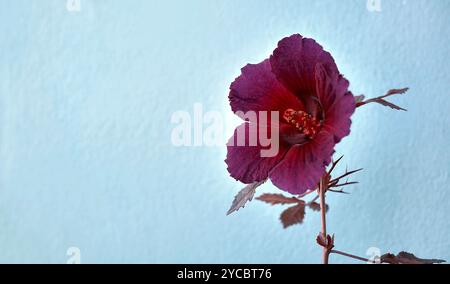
left=283, top=109, right=322, bottom=139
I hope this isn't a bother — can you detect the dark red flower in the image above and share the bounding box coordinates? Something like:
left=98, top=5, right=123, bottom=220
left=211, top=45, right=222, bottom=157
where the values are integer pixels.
left=225, top=34, right=356, bottom=195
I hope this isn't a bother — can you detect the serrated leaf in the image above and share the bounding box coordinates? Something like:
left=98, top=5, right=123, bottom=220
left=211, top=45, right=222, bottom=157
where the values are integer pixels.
left=381, top=251, right=445, bottom=264
left=226, top=180, right=266, bottom=216
left=280, top=202, right=305, bottom=228
left=256, top=193, right=300, bottom=205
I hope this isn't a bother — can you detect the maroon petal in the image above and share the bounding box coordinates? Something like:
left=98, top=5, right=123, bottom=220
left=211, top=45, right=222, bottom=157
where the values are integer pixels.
left=270, top=34, right=338, bottom=103
left=315, top=64, right=356, bottom=142
left=226, top=123, right=290, bottom=184
left=268, top=131, right=335, bottom=194
left=229, top=59, right=303, bottom=118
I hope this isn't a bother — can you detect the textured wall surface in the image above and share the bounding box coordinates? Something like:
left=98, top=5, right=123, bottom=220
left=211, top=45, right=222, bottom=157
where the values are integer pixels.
left=0, top=0, right=449, bottom=263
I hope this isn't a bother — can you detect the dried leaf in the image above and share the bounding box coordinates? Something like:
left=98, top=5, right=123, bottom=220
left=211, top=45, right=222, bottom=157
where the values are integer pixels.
left=366, top=98, right=406, bottom=111
left=327, top=189, right=349, bottom=194
left=226, top=180, right=266, bottom=215
left=308, top=202, right=329, bottom=212
left=330, top=168, right=363, bottom=185
left=333, top=181, right=359, bottom=188
left=354, top=95, right=365, bottom=103
left=280, top=202, right=306, bottom=228
left=316, top=234, right=327, bottom=247
left=316, top=234, right=334, bottom=250
left=356, top=87, right=409, bottom=111
left=381, top=251, right=445, bottom=264
left=256, top=193, right=300, bottom=205
left=328, top=155, right=344, bottom=175
left=308, top=202, right=321, bottom=212
left=384, top=88, right=409, bottom=97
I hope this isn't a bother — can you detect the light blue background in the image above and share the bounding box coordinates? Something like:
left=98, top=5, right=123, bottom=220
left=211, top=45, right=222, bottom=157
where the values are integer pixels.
left=0, top=0, right=449, bottom=263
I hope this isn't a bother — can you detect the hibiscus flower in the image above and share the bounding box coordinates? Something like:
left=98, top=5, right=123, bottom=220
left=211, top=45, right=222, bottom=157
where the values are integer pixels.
left=225, top=34, right=356, bottom=195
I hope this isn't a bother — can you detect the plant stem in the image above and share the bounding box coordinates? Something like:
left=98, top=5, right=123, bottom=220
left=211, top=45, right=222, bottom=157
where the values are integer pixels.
left=319, top=175, right=329, bottom=264
left=309, top=195, right=319, bottom=203
left=317, top=173, right=374, bottom=264
left=330, top=250, right=374, bottom=263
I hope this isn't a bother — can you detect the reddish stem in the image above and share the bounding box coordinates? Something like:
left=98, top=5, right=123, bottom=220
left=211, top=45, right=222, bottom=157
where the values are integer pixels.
left=331, top=250, right=374, bottom=263
left=319, top=175, right=330, bottom=264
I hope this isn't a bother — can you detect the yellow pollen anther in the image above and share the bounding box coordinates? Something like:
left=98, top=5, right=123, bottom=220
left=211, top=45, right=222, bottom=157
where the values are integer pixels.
left=283, top=109, right=322, bottom=139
